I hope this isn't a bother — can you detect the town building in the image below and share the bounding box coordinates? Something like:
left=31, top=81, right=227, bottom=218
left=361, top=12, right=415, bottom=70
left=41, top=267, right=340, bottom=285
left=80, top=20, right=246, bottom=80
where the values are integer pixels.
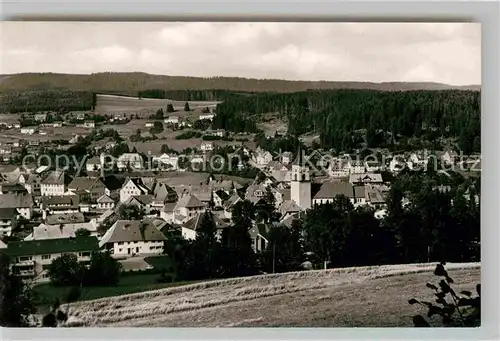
left=98, top=220, right=167, bottom=258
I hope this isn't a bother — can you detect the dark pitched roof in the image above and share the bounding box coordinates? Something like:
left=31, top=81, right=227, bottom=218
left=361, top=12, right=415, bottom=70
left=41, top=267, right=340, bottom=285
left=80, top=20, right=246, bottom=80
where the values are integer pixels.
left=42, top=195, right=80, bottom=208
left=99, top=220, right=167, bottom=245
left=0, top=207, right=17, bottom=219
left=313, top=182, right=354, bottom=199
left=41, top=170, right=68, bottom=185
left=0, top=182, right=28, bottom=194
left=183, top=212, right=230, bottom=232
left=68, top=177, right=105, bottom=192
left=100, top=175, right=125, bottom=191
left=5, top=236, right=99, bottom=257
left=45, top=212, right=85, bottom=225
left=0, top=192, right=33, bottom=209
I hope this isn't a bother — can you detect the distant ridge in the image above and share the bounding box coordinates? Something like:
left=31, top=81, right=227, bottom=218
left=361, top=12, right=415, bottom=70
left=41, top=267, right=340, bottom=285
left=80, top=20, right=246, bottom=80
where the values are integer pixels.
left=0, top=72, right=481, bottom=93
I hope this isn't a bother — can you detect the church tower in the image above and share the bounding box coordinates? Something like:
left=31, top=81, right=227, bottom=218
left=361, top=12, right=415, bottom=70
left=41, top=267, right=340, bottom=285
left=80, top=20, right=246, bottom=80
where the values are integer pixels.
left=290, top=147, right=311, bottom=210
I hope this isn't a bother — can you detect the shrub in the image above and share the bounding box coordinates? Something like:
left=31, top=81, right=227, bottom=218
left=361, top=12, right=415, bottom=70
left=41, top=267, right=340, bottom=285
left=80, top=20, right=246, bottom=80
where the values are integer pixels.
left=408, top=261, right=480, bottom=327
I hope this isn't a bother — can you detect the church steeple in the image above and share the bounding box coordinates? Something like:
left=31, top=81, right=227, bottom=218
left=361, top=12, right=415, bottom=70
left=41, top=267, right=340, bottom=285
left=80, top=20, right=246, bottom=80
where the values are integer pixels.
left=290, top=141, right=311, bottom=210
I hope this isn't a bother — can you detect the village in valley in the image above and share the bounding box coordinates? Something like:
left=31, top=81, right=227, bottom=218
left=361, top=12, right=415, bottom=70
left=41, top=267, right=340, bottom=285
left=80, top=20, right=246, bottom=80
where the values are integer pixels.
left=0, top=22, right=482, bottom=328
left=0, top=93, right=481, bottom=285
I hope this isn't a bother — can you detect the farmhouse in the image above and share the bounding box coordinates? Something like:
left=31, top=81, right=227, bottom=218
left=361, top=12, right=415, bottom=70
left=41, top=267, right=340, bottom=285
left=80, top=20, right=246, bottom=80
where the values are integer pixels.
left=86, top=156, right=103, bottom=172
left=152, top=153, right=179, bottom=171
left=164, top=116, right=181, bottom=125
left=20, top=127, right=36, bottom=135
left=34, top=113, right=47, bottom=122
left=201, top=141, right=214, bottom=152
left=117, top=153, right=144, bottom=171
left=205, top=129, right=226, bottom=138
left=99, top=220, right=167, bottom=258
left=198, top=113, right=215, bottom=121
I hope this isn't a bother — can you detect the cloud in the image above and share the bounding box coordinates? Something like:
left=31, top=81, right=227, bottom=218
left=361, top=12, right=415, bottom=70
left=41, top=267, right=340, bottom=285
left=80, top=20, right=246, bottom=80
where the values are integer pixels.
left=0, top=22, right=481, bottom=85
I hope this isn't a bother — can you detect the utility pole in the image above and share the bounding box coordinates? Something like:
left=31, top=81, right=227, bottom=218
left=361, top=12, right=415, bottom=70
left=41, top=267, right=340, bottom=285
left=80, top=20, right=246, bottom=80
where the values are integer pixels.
left=272, top=242, right=276, bottom=274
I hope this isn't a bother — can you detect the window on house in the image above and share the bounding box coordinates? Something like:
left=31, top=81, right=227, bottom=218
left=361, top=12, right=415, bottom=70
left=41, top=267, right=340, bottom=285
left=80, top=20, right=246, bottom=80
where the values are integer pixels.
left=19, top=256, right=32, bottom=262
left=42, top=255, right=51, bottom=260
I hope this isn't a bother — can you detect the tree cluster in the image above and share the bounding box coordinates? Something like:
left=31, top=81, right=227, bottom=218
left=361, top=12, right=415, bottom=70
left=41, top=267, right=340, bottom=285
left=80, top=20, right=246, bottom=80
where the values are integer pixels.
left=48, top=251, right=121, bottom=287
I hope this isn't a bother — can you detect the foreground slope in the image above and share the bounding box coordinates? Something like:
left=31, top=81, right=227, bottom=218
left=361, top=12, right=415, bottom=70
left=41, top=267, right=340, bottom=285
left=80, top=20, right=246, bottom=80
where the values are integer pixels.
left=64, top=262, right=480, bottom=327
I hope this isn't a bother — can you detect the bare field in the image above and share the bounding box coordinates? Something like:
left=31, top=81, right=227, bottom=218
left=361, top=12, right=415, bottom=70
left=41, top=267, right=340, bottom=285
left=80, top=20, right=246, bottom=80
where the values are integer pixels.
left=128, top=139, right=243, bottom=154
left=0, top=125, right=91, bottom=142
left=63, top=262, right=480, bottom=328
left=95, top=94, right=220, bottom=115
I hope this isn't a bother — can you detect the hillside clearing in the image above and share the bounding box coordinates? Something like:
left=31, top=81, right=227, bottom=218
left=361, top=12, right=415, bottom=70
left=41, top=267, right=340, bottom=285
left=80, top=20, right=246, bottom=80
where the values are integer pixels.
left=95, top=94, right=220, bottom=115
left=63, top=262, right=480, bottom=327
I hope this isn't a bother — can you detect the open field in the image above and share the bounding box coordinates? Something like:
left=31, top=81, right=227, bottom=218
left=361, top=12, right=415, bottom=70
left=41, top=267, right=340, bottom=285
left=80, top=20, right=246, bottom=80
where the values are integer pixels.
left=33, top=274, right=202, bottom=311
left=62, top=262, right=479, bottom=327
left=95, top=94, right=220, bottom=115
left=0, top=125, right=91, bottom=143
left=127, top=138, right=243, bottom=154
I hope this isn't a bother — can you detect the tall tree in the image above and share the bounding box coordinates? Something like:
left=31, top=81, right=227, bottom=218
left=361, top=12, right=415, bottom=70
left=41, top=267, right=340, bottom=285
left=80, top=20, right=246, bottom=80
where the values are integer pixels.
left=0, top=254, right=36, bottom=327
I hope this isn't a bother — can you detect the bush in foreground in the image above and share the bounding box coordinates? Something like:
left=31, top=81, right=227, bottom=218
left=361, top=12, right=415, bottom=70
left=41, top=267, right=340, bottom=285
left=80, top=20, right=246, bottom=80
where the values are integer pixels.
left=409, top=261, right=480, bottom=327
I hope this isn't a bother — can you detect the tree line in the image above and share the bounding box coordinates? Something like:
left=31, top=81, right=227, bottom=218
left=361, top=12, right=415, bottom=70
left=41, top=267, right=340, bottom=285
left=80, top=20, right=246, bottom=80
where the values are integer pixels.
left=1, top=90, right=94, bottom=113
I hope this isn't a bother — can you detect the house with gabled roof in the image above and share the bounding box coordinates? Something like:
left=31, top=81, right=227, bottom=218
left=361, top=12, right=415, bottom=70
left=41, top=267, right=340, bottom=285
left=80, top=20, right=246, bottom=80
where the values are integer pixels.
left=349, top=173, right=383, bottom=186
left=86, top=156, right=103, bottom=173
left=5, top=236, right=99, bottom=282
left=0, top=208, right=17, bottom=236
left=98, top=219, right=167, bottom=258
left=244, top=183, right=268, bottom=205
left=181, top=212, right=231, bottom=240
left=277, top=200, right=301, bottom=219
left=252, top=147, right=273, bottom=166
left=0, top=192, right=33, bottom=219
left=123, top=194, right=154, bottom=214
left=41, top=195, right=80, bottom=216
left=40, top=170, right=69, bottom=197
left=117, top=153, right=144, bottom=171
left=313, top=182, right=355, bottom=206
left=45, top=212, right=85, bottom=225
left=24, top=220, right=98, bottom=241
left=120, top=177, right=151, bottom=203
left=249, top=223, right=270, bottom=253
left=97, top=194, right=116, bottom=211
left=18, top=173, right=41, bottom=196
left=68, top=176, right=109, bottom=204
left=223, top=193, right=242, bottom=220
left=161, top=194, right=206, bottom=224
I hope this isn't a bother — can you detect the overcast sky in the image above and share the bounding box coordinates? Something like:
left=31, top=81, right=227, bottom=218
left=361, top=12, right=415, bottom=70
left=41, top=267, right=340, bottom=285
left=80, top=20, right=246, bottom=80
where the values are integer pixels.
left=0, top=22, right=481, bottom=85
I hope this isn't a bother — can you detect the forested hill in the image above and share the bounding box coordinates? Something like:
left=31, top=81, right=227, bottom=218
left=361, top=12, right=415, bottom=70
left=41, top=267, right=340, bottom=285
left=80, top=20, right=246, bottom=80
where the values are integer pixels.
left=0, top=72, right=480, bottom=93
left=212, top=89, right=481, bottom=154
